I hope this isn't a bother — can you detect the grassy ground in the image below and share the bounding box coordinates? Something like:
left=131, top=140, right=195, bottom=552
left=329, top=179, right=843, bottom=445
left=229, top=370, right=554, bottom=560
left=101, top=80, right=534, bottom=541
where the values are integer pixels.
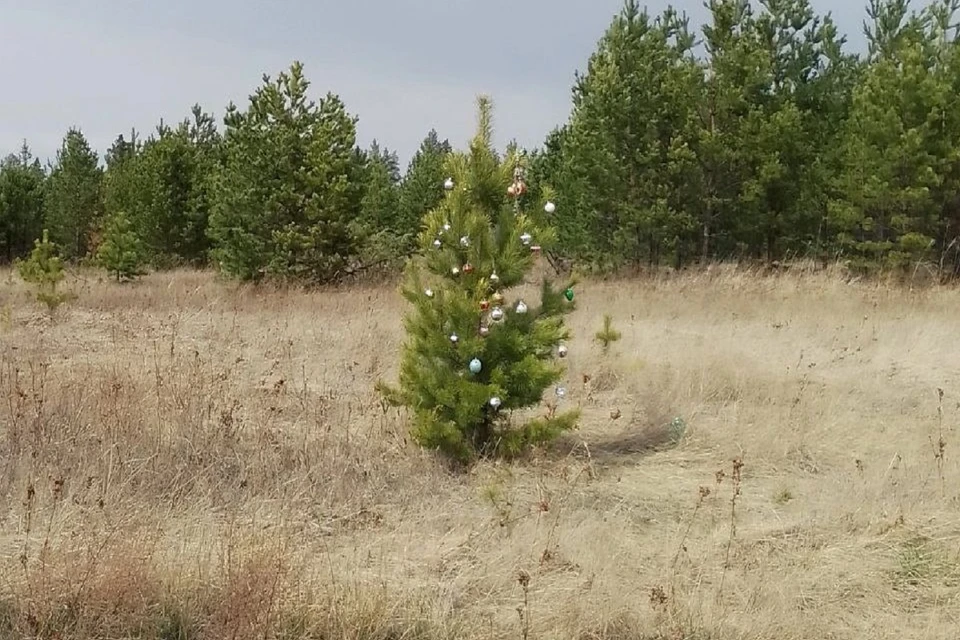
left=1, top=265, right=959, bottom=639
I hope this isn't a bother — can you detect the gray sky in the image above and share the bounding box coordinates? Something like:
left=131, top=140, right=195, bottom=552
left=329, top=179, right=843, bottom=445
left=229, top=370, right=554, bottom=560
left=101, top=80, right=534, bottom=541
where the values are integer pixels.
left=0, top=0, right=867, bottom=169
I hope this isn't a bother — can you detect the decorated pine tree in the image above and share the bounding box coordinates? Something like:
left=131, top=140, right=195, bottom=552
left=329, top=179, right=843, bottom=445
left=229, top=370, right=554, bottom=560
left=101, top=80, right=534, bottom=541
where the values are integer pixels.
left=378, top=96, right=580, bottom=463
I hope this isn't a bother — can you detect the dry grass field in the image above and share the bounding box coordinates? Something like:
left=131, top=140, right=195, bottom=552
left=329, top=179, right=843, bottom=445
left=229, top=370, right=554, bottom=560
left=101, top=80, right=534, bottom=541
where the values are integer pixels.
left=2, top=264, right=960, bottom=639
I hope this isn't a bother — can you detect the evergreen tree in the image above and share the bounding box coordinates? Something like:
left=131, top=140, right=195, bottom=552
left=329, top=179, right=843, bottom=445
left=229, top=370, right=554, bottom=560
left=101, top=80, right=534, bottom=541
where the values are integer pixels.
left=43, top=128, right=103, bottom=260
left=830, top=0, right=960, bottom=272
left=397, top=130, right=453, bottom=249
left=0, top=143, right=46, bottom=263
left=16, top=229, right=71, bottom=311
left=208, top=61, right=364, bottom=283
left=96, top=210, right=146, bottom=281
left=378, top=96, right=580, bottom=464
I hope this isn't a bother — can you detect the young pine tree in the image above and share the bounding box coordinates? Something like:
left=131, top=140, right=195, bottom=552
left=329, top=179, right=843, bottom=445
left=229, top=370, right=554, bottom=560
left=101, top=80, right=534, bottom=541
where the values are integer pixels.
left=16, top=229, right=70, bottom=311
left=96, top=211, right=146, bottom=281
left=378, top=96, right=579, bottom=464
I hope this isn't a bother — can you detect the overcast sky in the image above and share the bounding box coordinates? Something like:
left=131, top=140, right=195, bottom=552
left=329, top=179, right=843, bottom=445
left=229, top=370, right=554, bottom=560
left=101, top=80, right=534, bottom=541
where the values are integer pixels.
left=0, top=0, right=869, bottom=169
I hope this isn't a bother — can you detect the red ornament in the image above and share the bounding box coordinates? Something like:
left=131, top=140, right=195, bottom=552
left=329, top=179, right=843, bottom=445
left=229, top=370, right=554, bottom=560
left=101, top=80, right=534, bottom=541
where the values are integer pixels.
left=480, top=300, right=490, bottom=311
left=514, top=180, right=527, bottom=196
left=507, top=184, right=517, bottom=197
left=462, top=263, right=474, bottom=274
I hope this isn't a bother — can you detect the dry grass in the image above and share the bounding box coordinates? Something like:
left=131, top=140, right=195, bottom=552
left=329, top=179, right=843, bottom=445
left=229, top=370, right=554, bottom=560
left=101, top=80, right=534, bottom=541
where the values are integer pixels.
left=2, top=263, right=960, bottom=639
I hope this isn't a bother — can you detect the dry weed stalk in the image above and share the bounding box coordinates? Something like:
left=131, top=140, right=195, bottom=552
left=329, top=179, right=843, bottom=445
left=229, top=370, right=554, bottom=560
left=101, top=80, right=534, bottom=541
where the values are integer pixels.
left=718, top=456, right=744, bottom=600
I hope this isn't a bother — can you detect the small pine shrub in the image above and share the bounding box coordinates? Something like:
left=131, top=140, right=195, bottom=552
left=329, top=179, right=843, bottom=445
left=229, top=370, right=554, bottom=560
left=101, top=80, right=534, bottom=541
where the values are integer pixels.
left=378, top=96, right=579, bottom=464
left=97, top=211, right=147, bottom=282
left=594, top=313, right=622, bottom=354
left=16, top=229, right=74, bottom=312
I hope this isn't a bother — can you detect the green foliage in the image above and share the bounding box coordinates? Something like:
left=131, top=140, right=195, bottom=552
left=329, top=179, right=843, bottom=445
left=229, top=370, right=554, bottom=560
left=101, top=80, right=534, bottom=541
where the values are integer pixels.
left=102, top=107, right=221, bottom=268
left=8, top=1, right=960, bottom=279
left=207, top=61, right=365, bottom=284
left=397, top=130, right=453, bottom=252
left=16, top=229, right=72, bottom=311
left=0, top=143, right=46, bottom=263
left=594, top=314, right=622, bottom=353
left=43, top=128, right=103, bottom=261
left=378, top=97, right=579, bottom=464
left=96, top=210, right=146, bottom=281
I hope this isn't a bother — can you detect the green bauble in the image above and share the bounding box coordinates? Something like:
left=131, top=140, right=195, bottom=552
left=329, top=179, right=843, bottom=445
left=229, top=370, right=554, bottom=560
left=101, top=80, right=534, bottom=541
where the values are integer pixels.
left=564, top=288, right=574, bottom=301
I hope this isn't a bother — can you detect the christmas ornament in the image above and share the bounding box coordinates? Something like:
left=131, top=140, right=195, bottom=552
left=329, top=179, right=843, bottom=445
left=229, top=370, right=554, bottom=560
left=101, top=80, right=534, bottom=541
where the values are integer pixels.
left=450, top=333, right=459, bottom=344
left=544, top=201, right=556, bottom=214
left=492, top=292, right=504, bottom=305
left=555, top=386, right=567, bottom=399
left=463, top=263, right=474, bottom=274
left=509, top=180, right=527, bottom=196
left=520, top=232, right=532, bottom=246
left=460, top=235, right=470, bottom=247
left=443, top=222, right=451, bottom=232
left=490, top=272, right=500, bottom=284
left=489, top=396, right=502, bottom=409
left=530, top=245, right=541, bottom=253
left=424, top=288, right=434, bottom=298
left=564, top=287, right=574, bottom=301
left=480, top=300, right=490, bottom=311
left=433, top=238, right=442, bottom=248
left=469, top=358, right=482, bottom=374
left=515, top=300, right=528, bottom=314
left=479, top=325, right=490, bottom=337
left=491, top=307, right=504, bottom=322
left=451, top=266, right=460, bottom=276
left=444, top=177, right=454, bottom=190
left=558, top=344, right=568, bottom=358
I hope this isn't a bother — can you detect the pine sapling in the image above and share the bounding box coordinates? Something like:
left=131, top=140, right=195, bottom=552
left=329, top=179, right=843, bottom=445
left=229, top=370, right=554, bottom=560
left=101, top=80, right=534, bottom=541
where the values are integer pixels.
left=594, top=313, right=621, bottom=354
left=377, top=96, right=580, bottom=464
left=96, top=211, right=147, bottom=282
left=16, top=230, right=73, bottom=312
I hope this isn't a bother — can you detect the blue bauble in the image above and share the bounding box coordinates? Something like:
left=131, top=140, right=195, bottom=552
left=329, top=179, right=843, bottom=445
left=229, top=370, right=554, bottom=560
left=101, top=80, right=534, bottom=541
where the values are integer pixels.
left=469, top=358, right=482, bottom=374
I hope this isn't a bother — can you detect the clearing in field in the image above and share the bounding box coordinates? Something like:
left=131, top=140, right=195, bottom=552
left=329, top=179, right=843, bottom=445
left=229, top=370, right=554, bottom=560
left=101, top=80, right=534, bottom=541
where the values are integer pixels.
left=1, top=266, right=959, bottom=639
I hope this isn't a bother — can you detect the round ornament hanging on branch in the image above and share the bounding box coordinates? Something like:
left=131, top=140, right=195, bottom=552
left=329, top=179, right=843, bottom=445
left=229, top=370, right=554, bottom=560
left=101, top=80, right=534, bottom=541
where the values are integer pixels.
left=520, top=232, right=532, bottom=246
left=544, top=201, right=556, bottom=214
left=490, top=272, right=500, bottom=285
left=444, top=178, right=454, bottom=190
left=460, top=236, right=470, bottom=247
left=424, top=288, right=434, bottom=298
left=480, top=300, right=490, bottom=311
left=449, top=333, right=459, bottom=345
left=479, top=324, right=490, bottom=337
left=451, top=266, right=460, bottom=276
left=489, top=397, right=502, bottom=409
left=469, top=358, right=482, bottom=374
left=515, top=300, right=528, bottom=314
left=490, top=307, right=505, bottom=322
left=564, top=287, right=574, bottom=301
left=433, top=238, right=442, bottom=248
left=558, top=344, right=568, bottom=358
left=463, top=263, right=474, bottom=274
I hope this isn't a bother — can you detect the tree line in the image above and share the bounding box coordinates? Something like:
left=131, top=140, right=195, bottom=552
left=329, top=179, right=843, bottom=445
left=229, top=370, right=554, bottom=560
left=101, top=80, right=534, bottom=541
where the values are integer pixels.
left=3, top=0, right=960, bottom=282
